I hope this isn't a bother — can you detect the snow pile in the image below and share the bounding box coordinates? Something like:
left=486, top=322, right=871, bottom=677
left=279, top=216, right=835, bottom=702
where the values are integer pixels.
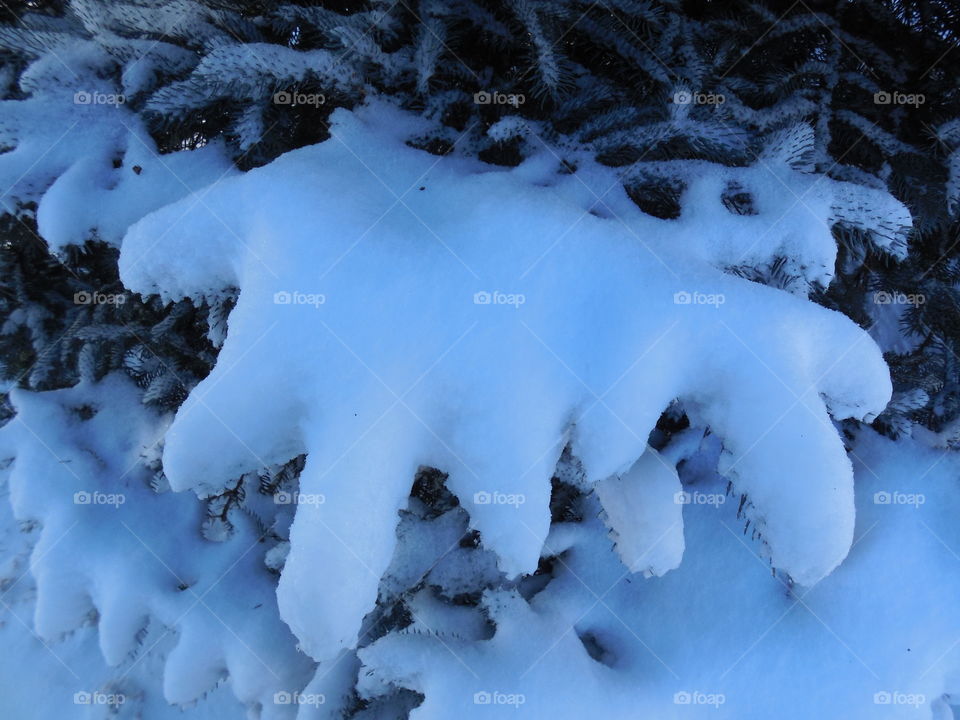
left=0, top=376, right=313, bottom=716
left=0, top=44, right=234, bottom=249
left=118, top=100, right=894, bottom=664
left=358, top=429, right=960, bottom=719
left=4, top=410, right=960, bottom=718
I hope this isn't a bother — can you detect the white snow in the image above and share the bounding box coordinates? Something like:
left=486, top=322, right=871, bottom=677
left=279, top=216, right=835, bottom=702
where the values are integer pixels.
left=0, top=376, right=314, bottom=716
left=595, top=447, right=685, bottom=577
left=4, top=404, right=960, bottom=718
left=0, top=55, right=235, bottom=250
left=117, top=100, right=893, bottom=665
left=358, top=429, right=960, bottom=719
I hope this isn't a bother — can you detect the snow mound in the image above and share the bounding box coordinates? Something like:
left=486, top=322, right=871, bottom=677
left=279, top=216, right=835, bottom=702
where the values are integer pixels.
left=119, top=100, right=893, bottom=662
left=0, top=376, right=313, bottom=715
left=357, top=430, right=960, bottom=720
left=0, top=46, right=234, bottom=250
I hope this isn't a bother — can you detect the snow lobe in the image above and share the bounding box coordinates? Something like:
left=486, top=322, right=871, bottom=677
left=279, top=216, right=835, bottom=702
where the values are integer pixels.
left=119, top=101, right=893, bottom=662
left=0, top=376, right=313, bottom=714
left=596, top=448, right=684, bottom=577
left=358, top=432, right=960, bottom=720
left=0, top=50, right=235, bottom=251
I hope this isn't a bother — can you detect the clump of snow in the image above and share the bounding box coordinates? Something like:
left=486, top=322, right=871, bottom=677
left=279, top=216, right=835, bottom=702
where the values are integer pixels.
left=595, top=447, right=684, bottom=577
left=0, top=49, right=235, bottom=250
left=4, top=414, right=960, bottom=718
left=358, top=429, right=960, bottom=719
left=118, top=100, right=895, bottom=664
left=0, top=376, right=313, bottom=715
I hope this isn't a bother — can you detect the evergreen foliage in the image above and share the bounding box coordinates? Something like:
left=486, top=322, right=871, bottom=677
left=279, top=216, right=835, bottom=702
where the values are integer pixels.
left=0, top=3, right=958, bottom=716
left=0, top=0, right=958, bottom=437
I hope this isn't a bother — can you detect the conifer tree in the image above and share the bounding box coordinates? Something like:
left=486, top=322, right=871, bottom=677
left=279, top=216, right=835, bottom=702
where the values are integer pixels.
left=0, top=2, right=959, bottom=717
